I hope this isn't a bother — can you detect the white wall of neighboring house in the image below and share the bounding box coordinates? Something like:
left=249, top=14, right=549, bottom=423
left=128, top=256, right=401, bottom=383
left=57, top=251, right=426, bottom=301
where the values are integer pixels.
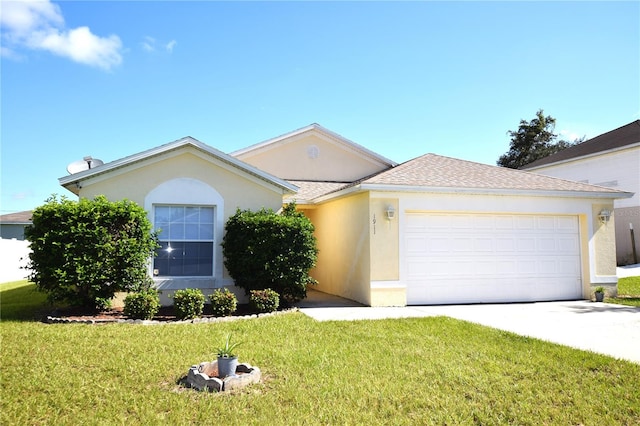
left=0, top=239, right=31, bottom=283
left=527, top=147, right=639, bottom=208
left=528, top=146, right=640, bottom=265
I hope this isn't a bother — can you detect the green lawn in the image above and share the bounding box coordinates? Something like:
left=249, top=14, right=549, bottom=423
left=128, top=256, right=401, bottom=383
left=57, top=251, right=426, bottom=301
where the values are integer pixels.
left=607, top=276, right=640, bottom=307
left=2, top=281, right=639, bottom=425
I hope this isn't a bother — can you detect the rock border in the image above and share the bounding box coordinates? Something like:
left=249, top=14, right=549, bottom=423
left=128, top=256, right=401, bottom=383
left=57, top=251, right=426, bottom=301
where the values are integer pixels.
left=45, top=307, right=299, bottom=325
left=185, top=361, right=261, bottom=392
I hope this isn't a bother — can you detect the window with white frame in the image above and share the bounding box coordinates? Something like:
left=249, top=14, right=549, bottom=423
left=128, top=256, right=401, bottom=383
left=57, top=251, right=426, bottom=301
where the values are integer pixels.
left=153, top=206, right=214, bottom=277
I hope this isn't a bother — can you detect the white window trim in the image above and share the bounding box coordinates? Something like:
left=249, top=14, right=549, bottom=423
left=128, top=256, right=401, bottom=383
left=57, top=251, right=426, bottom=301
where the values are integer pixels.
left=153, top=205, right=216, bottom=278
left=144, top=178, right=225, bottom=287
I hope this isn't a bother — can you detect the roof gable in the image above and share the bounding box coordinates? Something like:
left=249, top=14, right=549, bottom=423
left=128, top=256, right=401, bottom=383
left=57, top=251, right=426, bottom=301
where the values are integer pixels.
left=524, top=120, right=640, bottom=169
left=231, top=124, right=397, bottom=182
left=59, top=137, right=298, bottom=195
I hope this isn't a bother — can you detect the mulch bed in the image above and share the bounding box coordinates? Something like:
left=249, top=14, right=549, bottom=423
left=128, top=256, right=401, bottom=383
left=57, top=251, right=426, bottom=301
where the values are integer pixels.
left=46, top=303, right=291, bottom=323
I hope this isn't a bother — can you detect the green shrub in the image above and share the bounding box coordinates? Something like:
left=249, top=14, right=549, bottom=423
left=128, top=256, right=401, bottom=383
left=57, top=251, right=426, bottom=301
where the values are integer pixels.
left=210, top=288, right=237, bottom=317
left=24, top=195, right=159, bottom=308
left=173, top=288, right=205, bottom=320
left=123, top=290, right=160, bottom=320
left=94, top=297, right=112, bottom=311
left=222, top=202, right=318, bottom=302
left=250, top=288, right=280, bottom=313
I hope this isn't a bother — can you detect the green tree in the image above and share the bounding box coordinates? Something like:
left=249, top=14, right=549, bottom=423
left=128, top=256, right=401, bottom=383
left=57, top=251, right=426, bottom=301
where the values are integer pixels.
left=25, top=195, right=158, bottom=308
left=497, top=109, right=580, bottom=169
left=222, top=202, right=318, bottom=303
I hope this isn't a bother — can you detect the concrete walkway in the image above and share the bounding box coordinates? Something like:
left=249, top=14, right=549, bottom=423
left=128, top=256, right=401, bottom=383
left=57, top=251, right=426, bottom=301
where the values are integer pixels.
left=296, top=290, right=640, bottom=364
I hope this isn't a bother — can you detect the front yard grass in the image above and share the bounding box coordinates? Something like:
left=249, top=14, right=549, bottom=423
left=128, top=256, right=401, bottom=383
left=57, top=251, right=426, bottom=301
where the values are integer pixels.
left=2, top=280, right=639, bottom=425
left=607, top=276, right=640, bottom=307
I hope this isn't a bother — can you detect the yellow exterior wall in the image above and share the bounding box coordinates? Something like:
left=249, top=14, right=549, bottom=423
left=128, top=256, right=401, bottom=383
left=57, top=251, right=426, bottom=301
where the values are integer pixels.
left=78, top=150, right=283, bottom=216
left=237, top=133, right=388, bottom=182
left=368, top=197, right=403, bottom=306
left=307, top=192, right=372, bottom=305
left=370, top=288, right=406, bottom=306
left=369, top=197, right=399, bottom=281
left=592, top=203, right=617, bottom=276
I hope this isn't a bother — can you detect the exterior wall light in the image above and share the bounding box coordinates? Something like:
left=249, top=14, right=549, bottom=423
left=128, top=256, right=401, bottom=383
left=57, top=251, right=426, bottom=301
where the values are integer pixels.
left=386, top=205, right=396, bottom=220
left=598, top=209, right=611, bottom=224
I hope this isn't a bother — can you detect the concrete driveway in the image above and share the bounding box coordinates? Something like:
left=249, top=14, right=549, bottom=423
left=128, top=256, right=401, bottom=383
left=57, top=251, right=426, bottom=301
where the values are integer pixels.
left=297, top=291, right=640, bottom=364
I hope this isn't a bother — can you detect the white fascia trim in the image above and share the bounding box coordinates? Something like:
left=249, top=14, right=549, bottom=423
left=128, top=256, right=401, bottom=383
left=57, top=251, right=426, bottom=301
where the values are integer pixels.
left=311, top=183, right=632, bottom=203
left=359, top=184, right=634, bottom=199
left=59, top=137, right=298, bottom=194
left=524, top=142, right=640, bottom=171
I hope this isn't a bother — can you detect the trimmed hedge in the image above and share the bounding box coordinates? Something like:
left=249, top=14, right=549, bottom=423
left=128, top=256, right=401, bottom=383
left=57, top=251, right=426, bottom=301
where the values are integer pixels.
left=173, top=288, right=205, bottom=320
left=250, top=288, right=280, bottom=313
left=25, top=195, right=158, bottom=308
left=222, top=203, right=318, bottom=302
left=210, top=288, right=237, bottom=317
left=123, top=290, right=160, bottom=320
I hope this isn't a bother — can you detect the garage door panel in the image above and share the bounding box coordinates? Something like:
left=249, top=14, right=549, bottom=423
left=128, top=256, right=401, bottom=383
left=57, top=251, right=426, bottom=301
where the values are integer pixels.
left=516, top=216, right=535, bottom=229
left=558, top=237, right=579, bottom=252
left=516, top=238, right=536, bottom=252
left=537, top=216, right=556, bottom=230
left=495, top=216, right=515, bottom=229
left=557, top=216, right=579, bottom=231
left=537, top=237, right=557, bottom=251
left=406, top=235, right=427, bottom=253
left=405, top=213, right=582, bottom=305
left=474, top=238, right=493, bottom=251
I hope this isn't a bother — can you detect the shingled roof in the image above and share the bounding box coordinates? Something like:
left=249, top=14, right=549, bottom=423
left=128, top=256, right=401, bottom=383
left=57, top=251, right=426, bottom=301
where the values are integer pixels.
left=301, top=154, right=631, bottom=202
left=362, top=154, right=626, bottom=194
left=0, top=211, right=33, bottom=223
left=523, top=120, right=640, bottom=170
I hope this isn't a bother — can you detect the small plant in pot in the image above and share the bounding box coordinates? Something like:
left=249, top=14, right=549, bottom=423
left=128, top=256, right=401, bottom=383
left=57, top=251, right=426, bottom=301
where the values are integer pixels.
left=594, top=286, right=605, bottom=302
left=216, top=334, right=242, bottom=378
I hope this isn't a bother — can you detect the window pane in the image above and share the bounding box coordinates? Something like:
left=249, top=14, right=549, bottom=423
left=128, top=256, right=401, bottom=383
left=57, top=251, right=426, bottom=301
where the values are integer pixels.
left=199, top=224, right=214, bottom=240
left=184, top=224, right=199, bottom=239
left=169, top=224, right=184, bottom=240
left=185, top=207, right=199, bottom=223
left=200, top=207, right=214, bottom=223
left=155, top=206, right=171, bottom=223
left=155, top=206, right=214, bottom=242
left=170, top=206, right=184, bottom=222
left=153, top=241, right=214, bottom=277
left=155, top=222, right=169, bottom=239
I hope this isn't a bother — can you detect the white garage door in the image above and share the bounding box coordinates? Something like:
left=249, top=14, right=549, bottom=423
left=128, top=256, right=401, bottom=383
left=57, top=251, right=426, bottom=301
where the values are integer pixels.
left=405, top=213, right=582, bottom=305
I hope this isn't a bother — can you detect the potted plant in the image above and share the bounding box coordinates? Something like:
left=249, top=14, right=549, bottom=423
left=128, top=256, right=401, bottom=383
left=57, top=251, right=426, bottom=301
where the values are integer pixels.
left=594, top=286, right=605, bottom=302
left=216, top=334, right=242, bottom=378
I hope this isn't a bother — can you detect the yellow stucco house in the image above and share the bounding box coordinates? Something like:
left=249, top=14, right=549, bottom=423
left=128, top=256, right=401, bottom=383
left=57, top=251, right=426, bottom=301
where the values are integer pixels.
left=59, top=124, right=632, bottom=306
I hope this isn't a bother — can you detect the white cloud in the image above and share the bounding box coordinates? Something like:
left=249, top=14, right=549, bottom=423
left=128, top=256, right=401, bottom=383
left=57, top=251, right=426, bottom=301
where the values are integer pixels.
left=141, top=35, right=155, bottom=52
left=140, top=36, right=177, bottom=54
left=0, top=0, right=122, bottom=71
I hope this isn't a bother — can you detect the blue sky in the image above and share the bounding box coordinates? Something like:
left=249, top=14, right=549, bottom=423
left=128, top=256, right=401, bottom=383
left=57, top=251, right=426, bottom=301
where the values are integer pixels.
left=1, top=0, right=639, bottom=214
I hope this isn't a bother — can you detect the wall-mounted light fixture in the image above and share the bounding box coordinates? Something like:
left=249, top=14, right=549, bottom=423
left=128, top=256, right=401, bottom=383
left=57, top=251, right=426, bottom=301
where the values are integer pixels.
left=386, top=205, right=396, bottom=220
left=598, top=209, right=611, bottom=224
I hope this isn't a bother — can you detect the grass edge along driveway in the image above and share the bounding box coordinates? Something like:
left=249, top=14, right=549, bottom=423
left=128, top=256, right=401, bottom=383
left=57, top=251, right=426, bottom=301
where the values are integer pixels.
left=2, top=281, right=639, bottom=425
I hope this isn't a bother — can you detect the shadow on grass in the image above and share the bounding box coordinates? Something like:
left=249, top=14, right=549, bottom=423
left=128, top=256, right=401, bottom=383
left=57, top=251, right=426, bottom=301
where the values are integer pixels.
left=0, top=282, right=54, bottom=322
left=604, top=297, right=640, bottom=308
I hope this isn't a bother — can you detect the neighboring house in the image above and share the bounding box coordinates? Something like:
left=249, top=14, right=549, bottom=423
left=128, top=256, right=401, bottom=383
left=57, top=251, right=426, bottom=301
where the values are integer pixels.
left=523, top=121, right=640, bottom=266
left=59, top=124, right=632, bottom=306
left=0, top=211, right=32, bottom=240
left=0, top=211, right=32, bottom=283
